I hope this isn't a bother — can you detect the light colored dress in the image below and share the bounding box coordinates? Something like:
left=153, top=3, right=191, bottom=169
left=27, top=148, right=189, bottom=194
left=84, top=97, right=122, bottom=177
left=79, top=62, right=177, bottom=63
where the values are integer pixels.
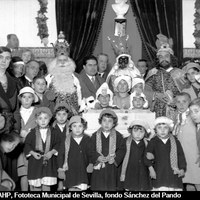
left=177, top=115, right=200, bottom=184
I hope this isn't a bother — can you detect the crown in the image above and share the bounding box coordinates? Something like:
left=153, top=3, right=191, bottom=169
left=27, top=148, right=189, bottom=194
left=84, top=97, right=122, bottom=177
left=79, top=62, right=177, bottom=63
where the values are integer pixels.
left=107, top=34, right=129, bottom=57
left=155, top=33, right=174, bottom=56
left=52, top=31, right=70, bottom=57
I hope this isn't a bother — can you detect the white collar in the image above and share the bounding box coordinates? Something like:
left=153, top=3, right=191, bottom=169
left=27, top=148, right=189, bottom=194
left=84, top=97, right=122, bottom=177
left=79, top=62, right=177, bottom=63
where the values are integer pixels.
left=160, top=137, right=169, bottom=144
left=102, top=131, right=110, bottom=138
left=20, top=106, right=34, bottom=112
left=73, top=136, right=83, bottom=145
left=25, top=75, right=32, bottom=82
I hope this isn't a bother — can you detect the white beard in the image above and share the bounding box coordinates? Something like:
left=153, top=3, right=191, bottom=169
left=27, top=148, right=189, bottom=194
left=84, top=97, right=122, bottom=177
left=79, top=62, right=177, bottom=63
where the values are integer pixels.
left=50, top=62, right=76, bottom=95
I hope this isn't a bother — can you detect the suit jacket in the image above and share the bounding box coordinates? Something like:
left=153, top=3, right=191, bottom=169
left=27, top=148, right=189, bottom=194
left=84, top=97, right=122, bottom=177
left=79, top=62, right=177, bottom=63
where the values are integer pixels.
left=98, top=68, right=110, bottom=81
left=79, top=70, right=105, bottom=98
left=18, top=75, right=32, bottom=88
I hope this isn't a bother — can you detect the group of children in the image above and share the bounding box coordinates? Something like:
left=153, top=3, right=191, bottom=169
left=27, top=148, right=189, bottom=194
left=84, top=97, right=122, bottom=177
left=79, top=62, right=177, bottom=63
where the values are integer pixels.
left=2, top=73, right=200, bottom=191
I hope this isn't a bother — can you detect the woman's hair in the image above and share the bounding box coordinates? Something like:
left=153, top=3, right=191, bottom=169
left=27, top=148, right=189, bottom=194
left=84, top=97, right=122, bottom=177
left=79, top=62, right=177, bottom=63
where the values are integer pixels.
left=69, top=118, right=88, bottom=131
left=0, top=46, right=11, bottom=54
left=127, top=125, right=150, bottom=138
left=0, top=131, right=21, bottom=143
left=189, top=97, right=200, bottom=108
left=37, top=61, right=48, bottom=76
left=98, top=113, right=118, bottom=128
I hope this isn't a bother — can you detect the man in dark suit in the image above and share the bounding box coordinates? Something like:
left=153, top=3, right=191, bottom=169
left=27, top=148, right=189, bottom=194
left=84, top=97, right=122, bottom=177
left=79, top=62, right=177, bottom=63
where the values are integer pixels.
left=79, top=55, right=104, bottom=98
left=97, top=53, right=110, bottom=81
left=18, top=60, right=40, bottom=88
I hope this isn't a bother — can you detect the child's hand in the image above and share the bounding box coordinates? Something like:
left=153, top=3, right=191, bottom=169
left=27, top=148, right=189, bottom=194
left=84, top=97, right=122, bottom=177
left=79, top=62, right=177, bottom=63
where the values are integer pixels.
left=31, top=151, right=42, bottom=160
left=44, top=151, right=53, bottom=160
left=149, top=166, right=156, bottom=179
left=20, top=130, right=29, bottom=138
left=58, top=168, right=66, bottom=180
left=97, top=155, right=107, bottom=163
left=146, top=152, right=154, bottom=160
left=178, top=169, right=185, bottom=177
left=108, top=156, right=115, bottom=164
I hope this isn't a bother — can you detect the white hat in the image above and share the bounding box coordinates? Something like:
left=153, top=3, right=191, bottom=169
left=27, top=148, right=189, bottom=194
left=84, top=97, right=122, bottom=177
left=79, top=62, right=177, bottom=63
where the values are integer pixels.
left=128, top=120, right=151, bottom=133
left=154, top=116, right=174, bottom=130
left=132, top=77, right=145, bottom=89
left=182, top=62, right=200, bottom=74
left=114, top=75, right=132, bottom=92
left=130, top=91, right=148, bottom=109
left=96, top=83, right=113, bottom=105
left=18, top=86, right=38, bottom=102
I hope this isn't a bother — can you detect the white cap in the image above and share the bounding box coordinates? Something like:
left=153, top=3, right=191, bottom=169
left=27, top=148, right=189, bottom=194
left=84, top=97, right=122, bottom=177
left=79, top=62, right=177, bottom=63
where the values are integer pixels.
left=114, top=75, right=132, bottom=91
left=128, top=120, right=151, bottom=133
left=96, top=82, right=113, bottom=105
left=130, top=91, right=148, bottom=109
left=18, top=86, right=38, bottom=102
left=154, top=116, right=174, bottom=130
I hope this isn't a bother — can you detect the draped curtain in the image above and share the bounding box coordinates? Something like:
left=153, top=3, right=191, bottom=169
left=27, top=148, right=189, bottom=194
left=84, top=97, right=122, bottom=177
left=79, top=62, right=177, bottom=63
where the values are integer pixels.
left=130, top=0, right=183, bottom=67
left=56, top=0, right=107, bottom=73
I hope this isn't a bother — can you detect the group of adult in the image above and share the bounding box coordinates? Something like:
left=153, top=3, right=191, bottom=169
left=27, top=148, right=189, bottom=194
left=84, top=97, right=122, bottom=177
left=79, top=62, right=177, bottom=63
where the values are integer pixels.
left=1, top=32, right=200, bottom=190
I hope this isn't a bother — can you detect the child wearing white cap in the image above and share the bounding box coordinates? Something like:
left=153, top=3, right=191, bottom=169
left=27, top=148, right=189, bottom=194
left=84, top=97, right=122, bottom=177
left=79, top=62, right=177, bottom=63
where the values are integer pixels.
left=24, top=107, right=59, bottom=191
left=57, top=115, right=90, bottom=191
left=129, top=91, right=148, bottom=110
left=94, top=82, right=117, bottom=109
left=90, top=109, right=125, bottom=191
left=17, top=86, right=38, bottom=191
left=120, top=120, right=152, bottom=191
left=146, top=116, right=186, bottom=191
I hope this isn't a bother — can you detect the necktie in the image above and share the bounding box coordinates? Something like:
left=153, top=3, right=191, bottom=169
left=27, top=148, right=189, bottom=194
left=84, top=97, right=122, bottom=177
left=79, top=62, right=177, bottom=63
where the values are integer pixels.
left=91, top=76, right=97, bottom=88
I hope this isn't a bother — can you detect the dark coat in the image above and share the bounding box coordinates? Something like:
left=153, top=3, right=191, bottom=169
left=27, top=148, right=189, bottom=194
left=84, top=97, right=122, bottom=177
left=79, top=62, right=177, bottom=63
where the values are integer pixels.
left=24, top=128, right=60, bottom=180
left=123, top=139, right=152, bottom=191
left=90, top=130, right=126, bottom=191
left=57, top=135, right=91, bottom=189
left=146, top=136, right=186, bottom=189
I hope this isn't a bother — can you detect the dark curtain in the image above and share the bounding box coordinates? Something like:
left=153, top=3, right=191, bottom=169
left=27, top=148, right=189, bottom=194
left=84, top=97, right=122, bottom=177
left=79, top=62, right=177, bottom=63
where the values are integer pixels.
left=130, top=0, right=183, bottom=67
left=56, top=0, right=107, bottom=73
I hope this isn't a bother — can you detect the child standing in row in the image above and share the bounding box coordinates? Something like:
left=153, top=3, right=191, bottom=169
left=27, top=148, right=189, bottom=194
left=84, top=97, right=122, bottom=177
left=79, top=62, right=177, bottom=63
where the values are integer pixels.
left=147, top=116, right=186, bottom=191
left=17, top=86, right=38, bottom=191
left=52, top=103, right=71, bottom=141
left=174, top=93, right=200, bottom=191
left=57, top=116, right=90, bottom=191
left=24, top=107, right=60, bottom=191
left=120, top=120, right=152, bottom=191
left=90, top=109, right=125, bottom=191
left=188, top=97, right=200, bottom=190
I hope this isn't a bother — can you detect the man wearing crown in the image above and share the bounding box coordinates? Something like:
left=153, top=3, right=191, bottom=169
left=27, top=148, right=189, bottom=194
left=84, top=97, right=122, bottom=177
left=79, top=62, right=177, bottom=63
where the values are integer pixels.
left=45, top=32, right=82, bottom=115
left=145, top=34, right=185, bottom=119
left=106, top=35, right=141, bottom=92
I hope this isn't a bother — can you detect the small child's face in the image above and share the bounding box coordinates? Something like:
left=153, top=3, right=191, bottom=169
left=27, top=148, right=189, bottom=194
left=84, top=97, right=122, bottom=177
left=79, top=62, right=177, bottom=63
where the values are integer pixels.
left=190, top=104, right=200, bottom=124
left=56, top=110, right=68, bottom=125
left=132, top=97, right=144, bottom=109
left=1, top=138, right=20, bottom=153
left=133, top=83, right=143, bottom=93
left=175, top=95, right=190, bottom=113
left=101, top=116, right=114, bottom=132
left=155, top=123, right=170, bottom=139
left=22, top=51, right=32, bottom=64
left=71, top=122, right=84, bottom=137
left=33, top=78, right=47, bottom=94
left=131, top=125, right=145, bottom=141
left=98, top=94, right=110, bottom=107
left=36, top=113, right=50, bottom=128
left=117, top=80, right=129, bottom=93
left=21, top=93, right=34, bottom=109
